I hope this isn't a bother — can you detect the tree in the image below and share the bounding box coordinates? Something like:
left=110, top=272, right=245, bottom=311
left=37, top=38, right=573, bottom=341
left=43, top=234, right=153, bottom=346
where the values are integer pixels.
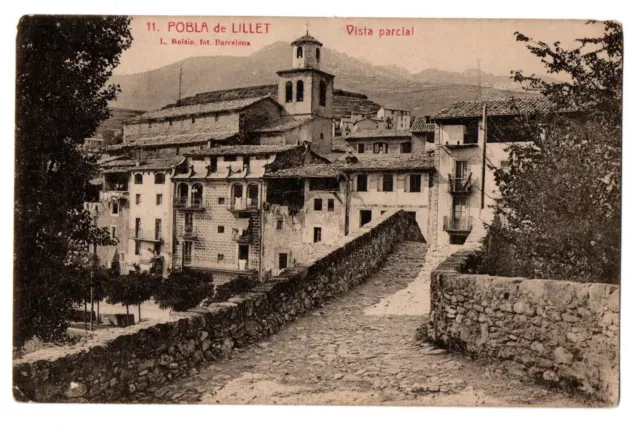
left=14, top=16, right=132, bottom=348
left=154, top=270, right=215, bottom=312
left=479, top=21, right=622, bottom=284
left=105, top=272, right=158, bottom=326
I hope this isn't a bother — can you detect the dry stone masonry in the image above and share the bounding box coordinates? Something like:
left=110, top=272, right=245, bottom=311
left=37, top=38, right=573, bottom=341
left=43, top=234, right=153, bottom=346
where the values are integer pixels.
left=424, top=250, right=620, bottom=405
left=13, top=210, right=423, bottom=403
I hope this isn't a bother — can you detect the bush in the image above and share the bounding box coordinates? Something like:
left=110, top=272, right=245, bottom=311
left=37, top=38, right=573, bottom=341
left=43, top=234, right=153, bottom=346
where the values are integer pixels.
left=153, top=270, right=214, bottom=312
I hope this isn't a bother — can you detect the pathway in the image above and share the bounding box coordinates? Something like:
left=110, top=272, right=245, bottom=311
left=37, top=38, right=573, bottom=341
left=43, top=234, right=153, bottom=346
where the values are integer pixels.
left=126, top=242, right=593, bottom=406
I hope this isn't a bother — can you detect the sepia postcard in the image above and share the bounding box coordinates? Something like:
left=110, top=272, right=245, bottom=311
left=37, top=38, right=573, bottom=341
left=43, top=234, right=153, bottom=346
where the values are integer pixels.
left=13, top=15, right=621, bottom=408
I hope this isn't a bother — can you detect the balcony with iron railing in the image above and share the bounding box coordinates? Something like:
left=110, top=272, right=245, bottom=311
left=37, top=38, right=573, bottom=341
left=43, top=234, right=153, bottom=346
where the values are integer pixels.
left=443, top=216, right=473, bottom=234
left=448, top=173, right=474, bottom=194
left=130, top=229, right=164, bottom=243
left=228, top=197, right=260, bottom=213
left=174, top=196, right=205, bottom=211
left=182, top=226, right=199, bottom=240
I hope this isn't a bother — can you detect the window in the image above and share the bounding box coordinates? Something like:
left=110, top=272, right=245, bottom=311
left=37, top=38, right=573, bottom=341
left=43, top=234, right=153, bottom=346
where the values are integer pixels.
left=211, top=156, right=218, bottom=172
left=296, top=46, right=303, bottom=58
left=313, top=227, right=322, bottom=243
left=357, top=143, right=365, bottom=154
left=154, top=173, right=165, bottom=184
left=328, top=199, right=334, bottom=212
left=218, top=197, right=225, bottom=205
left=360, top=210, right=372, bottom=227
left=314, top=198, right=322, bottom=211
left=110, top=226, right=117, bottom=239
left=134, top=173, right=143, bottom=184
left=320, top=133, right=324, bottom=140
left=453, top=196, right=468, bottom=226
left=218, top=225, right=224, bottom=233
left=191, top=183, right=203, bottom=207
left=148, top=122, right=152, bottom=129
left=276, top=218, right=284, bottom=230
left=183, top=241, right=193, bottom=264
left=156, top=194, right=163, bottom=205
left=381, top=210, right=386, bottom=215
left=373, top=142, right=388, bottom=154
left=191, top=117, right=196, bottom=124
left=238, top=245, right=249, bottom=261
left=400, top=142, right=412, bottom=153
left=296, top=80, right=304, bottom=102
left=285, top=81, right=293, bottom=103
left=356, top=174, right=368, bottom=192
left=135, top=241, right=141, bottom=256
left=155, top=219, right=162, bottom=240
left=136, top=194, right=141, bottom=205
left=409, top=174, right=422, bottom=192
left=217, top=254, right=224, bottom=262
left=176, top=183, right=189, bottom=205
left=223, top=155, right=237, bottom=162
left=319, top=80, right=327, bottom=107
left=450, top=235, right=467, bottom=245
left=184, top=212, right=193, bottom=233
left=279, top=253, right=288, bottom=270
left=455, top=161, right=468, bottom=180
left=316, top=47, right=320, bottom=61
left=176, top=148, right=180, bottom=155
left=382, top=174, right=394, bottom=192
left=169, top=119, right=173, bottom=126
left=111, top=201, right=119, bottom=215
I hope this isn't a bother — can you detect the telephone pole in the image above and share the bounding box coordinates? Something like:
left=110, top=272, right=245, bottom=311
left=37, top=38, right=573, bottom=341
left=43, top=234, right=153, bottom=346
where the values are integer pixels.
left=178, top=65, right=183, bottom=101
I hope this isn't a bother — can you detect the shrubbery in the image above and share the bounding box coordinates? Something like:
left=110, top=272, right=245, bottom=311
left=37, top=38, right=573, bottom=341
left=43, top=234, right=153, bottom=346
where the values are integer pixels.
left=477, top=21, right=621, bottom=284
left=153, top=269, right=215, bottom=312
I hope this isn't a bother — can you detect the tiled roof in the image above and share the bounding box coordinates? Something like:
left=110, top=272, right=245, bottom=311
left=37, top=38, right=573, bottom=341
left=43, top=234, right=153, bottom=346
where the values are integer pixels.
left=265, top=153, right=435, bottom=178
left=255, top=115, right=316, bottom=133
left=128, top=156, right=185, bottom=171
left=264, top=163, right=343, bottom=179
left=410, top=116, right=436, bottom=132
left=344, top=128, right=412, bottom=140
left=291, top=34, right=323, bottom=46
left=172, top=84, right=278, bottom=107
left=340, top=153, right=435, bottom=172
left=115, top=132, right=237, bottom=149
left=126, top=96, right=273, bottom=123
left=331, top=137, right=348, bottom=153
left=433, top=97, right=555, bottom=120
left=187, top=145, right=298, bottom=156
left=333, top=93, right=381, bottom=119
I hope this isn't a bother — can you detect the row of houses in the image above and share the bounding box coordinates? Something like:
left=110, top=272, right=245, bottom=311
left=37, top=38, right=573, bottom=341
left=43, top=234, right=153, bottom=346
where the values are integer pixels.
left=86, top=33, right=543, bottom=285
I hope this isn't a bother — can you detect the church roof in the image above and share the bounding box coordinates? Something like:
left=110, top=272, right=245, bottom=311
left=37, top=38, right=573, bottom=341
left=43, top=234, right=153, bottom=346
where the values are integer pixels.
left=291, top=34, right=323, bottom=46
left=126, top=96, right=275, bottom=124
left=113, top=131, right=238, bottom=150
left=254, top=115, right=316, bottom=133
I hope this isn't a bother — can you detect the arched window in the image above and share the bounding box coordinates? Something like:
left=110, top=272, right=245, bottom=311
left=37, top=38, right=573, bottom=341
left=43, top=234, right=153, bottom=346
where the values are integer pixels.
left=247, top=183, right=259, bottom=207
left=296, top=46, right=303, bottom=58
left=134, top=173, right=143, bottom=185
left=285, top=81, right=293, bottom=103
left=296, top=80, right=304, bottom=102
left=154, top=173, right=165, bottom=184
left=319, top=80, right=327, bottom=107
left=316, top=47, right=320, bottom=61
left=176, top=183, right=189, bottom=206
left=191, top=183, right=203, bottom=207
left=231, top=183, right=244, bottom=209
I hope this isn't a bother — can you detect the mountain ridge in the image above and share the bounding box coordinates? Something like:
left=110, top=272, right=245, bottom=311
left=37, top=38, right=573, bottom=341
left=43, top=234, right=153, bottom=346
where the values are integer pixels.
left=109, top=41, right=534, bottom=117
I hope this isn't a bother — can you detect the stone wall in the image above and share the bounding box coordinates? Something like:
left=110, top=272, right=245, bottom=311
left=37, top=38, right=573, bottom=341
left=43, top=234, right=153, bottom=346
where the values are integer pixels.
left=14, top=210, right=424, bottom=403
left=425, top=250, right=620, bottom=405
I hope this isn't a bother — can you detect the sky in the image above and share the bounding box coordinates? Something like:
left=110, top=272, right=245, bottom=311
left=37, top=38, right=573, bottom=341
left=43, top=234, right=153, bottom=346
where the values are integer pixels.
left=114, top=16, right=606, bottom=77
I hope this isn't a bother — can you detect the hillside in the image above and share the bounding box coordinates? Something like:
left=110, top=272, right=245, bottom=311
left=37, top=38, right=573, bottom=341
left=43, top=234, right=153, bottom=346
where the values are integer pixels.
left=109, top=41, right=533, bottom=117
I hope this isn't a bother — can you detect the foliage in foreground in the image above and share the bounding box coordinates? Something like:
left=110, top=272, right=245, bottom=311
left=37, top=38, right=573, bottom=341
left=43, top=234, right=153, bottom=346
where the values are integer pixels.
left=477, top=21, right=622, bottom=284
left=14, top=16, right=132, bottom=348
left=153, top=270, right=215, bottom=312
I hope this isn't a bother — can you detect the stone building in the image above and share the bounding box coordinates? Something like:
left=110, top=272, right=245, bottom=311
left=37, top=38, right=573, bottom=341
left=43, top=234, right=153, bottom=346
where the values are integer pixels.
left=410, top=116, right=436, bottom=149
left=344, top=128, right=415, bottom=154
left=377, top=106, right=412, bottom=130
left=170, top=144, right=327, bottom=283
left=429, top=97, right=552, bottom=245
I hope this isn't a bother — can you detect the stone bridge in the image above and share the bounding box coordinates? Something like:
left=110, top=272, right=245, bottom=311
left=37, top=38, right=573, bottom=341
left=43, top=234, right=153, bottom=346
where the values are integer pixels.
left=14, top=211, right=596, bottom=406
